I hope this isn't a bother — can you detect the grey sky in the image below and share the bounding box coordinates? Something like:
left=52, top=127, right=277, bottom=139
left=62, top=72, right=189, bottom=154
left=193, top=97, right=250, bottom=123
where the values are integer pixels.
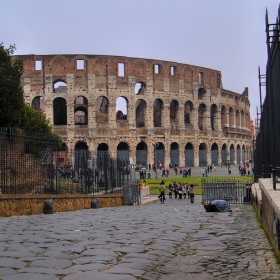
left=1, top=0, right=279, bottom=122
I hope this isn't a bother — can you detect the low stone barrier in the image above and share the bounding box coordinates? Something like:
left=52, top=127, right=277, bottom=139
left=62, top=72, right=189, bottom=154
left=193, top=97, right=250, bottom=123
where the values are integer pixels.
left=141, top=186, right=150, bottom=197
left=0, top=194, right=123, bottom=216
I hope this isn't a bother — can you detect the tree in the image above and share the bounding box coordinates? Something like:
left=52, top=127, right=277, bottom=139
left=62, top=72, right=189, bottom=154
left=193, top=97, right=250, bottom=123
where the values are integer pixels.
left=0, top=43, right=25, bottom=128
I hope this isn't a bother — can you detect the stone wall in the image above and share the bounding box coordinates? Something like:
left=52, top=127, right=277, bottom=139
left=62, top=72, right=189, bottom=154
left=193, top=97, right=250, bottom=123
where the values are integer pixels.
left=0, top=194, right=123, bottom=216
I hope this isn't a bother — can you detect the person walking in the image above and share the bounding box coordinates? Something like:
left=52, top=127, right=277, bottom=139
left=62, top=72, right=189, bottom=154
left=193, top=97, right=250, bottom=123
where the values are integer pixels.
left=189, top=184, right=194, bottom=203
left=158, top=180, right=166, bottom=204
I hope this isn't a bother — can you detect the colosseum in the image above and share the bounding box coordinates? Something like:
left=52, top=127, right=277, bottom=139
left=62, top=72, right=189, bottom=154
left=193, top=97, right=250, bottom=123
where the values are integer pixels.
left=15, top=54, right=251, bottom=168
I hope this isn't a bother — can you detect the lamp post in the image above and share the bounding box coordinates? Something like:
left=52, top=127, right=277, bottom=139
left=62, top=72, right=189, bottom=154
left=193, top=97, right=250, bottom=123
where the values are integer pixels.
left=152, top=142, right=159, bottom=178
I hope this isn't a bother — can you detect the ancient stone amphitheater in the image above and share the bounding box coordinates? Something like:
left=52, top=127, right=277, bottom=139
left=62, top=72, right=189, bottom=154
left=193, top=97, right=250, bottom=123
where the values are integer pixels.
left=16, top=54, right=251, bottom=168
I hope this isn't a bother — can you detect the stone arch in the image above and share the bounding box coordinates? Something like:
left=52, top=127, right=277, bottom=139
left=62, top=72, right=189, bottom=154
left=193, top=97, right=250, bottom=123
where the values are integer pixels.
left=170, top=100, right=179, bottom=130
left=211, top=143, right=218, bottom=166
left=241, top=110, right=245, bottom=128
left=135, top=81, right=146, bottom=95
left=229, top=107, right=234, bottom=126
left=135, top=99, right=146, bottom=128
left=53, top=79, right=67, bottom=93
left=170, top=142, right=179, bottom=167
left=74, top=96, right=88, bottom=125
left=236, top=110, right=240, bottom=127
left=136, top=142, right=148, bottom=167
left=185, top=142, right=194, bottom=167
left=198, top=88, right=206, bottom=100
left=230, top=144, right=235, bottom=164
left=242, top=144, right=246, bottom=163
left=116, top=96, right=128, bottom=120
left=199, top=143, right=207, bottom=167
left=153, top=99, right=164, bottom=127
left=155, top=142, right=165, bottom=168
left=96, top=96, right=109, bottom=123
left=221, top=143, right=227, bottom=165
left=74, top=141, right=89, bottom=169
left=210, top=104, right=218, bottom=131
left=117, top=142, right=130, bottom=163
left=236, top=144, right=241, bottom=164
left=221, top=106, right=227, bottom=126
left=184, top=101, right=193, bottom=125
left=31, top=96, right=45, bottom=112
left=53, top=97, right=67, bottom=125
left=198, top=103, right=207, bottom=130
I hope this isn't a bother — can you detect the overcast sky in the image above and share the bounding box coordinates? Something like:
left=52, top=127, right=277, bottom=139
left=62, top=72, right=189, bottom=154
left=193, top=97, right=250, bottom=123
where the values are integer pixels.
left=1, top=0, right=279, bottom=122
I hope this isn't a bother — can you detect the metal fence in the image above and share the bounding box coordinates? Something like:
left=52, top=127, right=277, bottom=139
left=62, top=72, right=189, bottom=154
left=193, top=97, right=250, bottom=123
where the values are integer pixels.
left=202, top=177, right=253, bottom=204
left=0, top=127, right=134, bottom=195
left=254, top=7, right=280, bottom=187
left=123, top=180, right=140, bottom=205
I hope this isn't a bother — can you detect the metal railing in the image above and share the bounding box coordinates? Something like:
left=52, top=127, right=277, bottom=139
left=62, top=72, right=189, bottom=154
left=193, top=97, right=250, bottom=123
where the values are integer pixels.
left=202, top=177, right=252, bottom=204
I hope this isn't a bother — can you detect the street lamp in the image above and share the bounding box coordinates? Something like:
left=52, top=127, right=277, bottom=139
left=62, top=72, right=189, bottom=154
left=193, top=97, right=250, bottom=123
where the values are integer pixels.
left=152, top=142, right=159, bottom=178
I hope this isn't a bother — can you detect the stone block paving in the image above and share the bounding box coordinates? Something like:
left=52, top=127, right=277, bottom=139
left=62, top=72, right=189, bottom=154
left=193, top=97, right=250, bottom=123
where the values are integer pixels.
left=0, top=196, right=280, bottom=280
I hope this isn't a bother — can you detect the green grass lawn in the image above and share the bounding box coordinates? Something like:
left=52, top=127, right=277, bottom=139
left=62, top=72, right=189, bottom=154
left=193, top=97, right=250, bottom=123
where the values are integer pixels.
left=141, top=176, right=253, bottom=195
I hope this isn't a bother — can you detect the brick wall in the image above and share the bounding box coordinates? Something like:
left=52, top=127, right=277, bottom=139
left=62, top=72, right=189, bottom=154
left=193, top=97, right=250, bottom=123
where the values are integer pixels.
left=0, top=194, right=123, bottom=216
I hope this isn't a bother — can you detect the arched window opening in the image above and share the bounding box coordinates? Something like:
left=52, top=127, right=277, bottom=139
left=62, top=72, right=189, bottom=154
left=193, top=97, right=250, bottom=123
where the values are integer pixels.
left=135, top=82, right=146, bottom=95
left=153, top=99, right=163, bottom=127
left=184, top=101, right=193, bottom=125
left=236, top=110, right=241, bottom=127
left=117, top=142, right=130, bottom=163
left=221, top=144, right=227, bottom=165
left=170, top=142, right=179, bottom=167
left=199, top=143, right=207, bottom=167
left=198, top=104, right=206, bottom=130
left=74, top=141, right=89, bottom=170
left=185, top=142, right=194, bottom=167
left=221, top=106, right=227, bottom=126
left=116, top=97, right=127, bottom=120
left=154, top=142, right=165, bottom=168
left=170, top=100, right=179, bottom=121
left=53, top=80, right=67, bottom=93
left=230, top=144, right=235, bottom=164
left=211, top=143, right=218, bottom=166
left=136, top=99, right=146, bottom=128
left=241, top=110, right=245, bottom=128
left=229, top=107, right=234, bottom=126
left=53, top=97, right=67, bottom=125
left=31, top=96, right=45, bottom=112
left=96, top=96, right=109, bottom=122
left=210, top=104, right=218, bottom=131
left=236, top=144, right=241, bottom=164
left=74, top=107, right=87, bottom=125
left=235, top=96, right=239, bottom=106
left=198, top=88, right=206, bottom=100
left=136, top=142, right=148, bottom=167
left=97, top=143, right=110, bottom=172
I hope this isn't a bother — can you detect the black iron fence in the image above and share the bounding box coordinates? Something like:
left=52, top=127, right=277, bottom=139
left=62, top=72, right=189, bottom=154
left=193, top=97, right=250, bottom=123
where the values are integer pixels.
left=0, top=127, right=134, bottom=195
left=202, top=177, right=253, bottom=204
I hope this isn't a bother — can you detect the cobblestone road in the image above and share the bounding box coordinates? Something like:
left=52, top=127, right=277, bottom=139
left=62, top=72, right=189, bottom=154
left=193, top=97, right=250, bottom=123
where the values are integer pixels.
left=0, top=196, right=279, bottom=280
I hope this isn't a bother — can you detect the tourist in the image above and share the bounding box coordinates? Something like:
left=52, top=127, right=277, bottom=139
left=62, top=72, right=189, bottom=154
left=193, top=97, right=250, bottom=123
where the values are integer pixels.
left=158, top=180, right=166, bottom=204
left=202, top=200, right=232, bottom=212
left=189, top=184, right=194, bottom=203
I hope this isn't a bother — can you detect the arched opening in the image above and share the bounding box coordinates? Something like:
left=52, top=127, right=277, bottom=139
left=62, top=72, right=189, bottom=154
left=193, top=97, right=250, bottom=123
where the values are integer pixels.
left=154, top=142, right=165, bottom=168
left=170, top=142, right=179, bottom=167
left=136, top=142, right=148, bottom=167
left=184, top=101, right=193, bottom=125
left=211, top=143, right=218, bottom=166
left=199, top=143, right=207, bottom=167
left=53, top=97, right=67, bottom=125
left=242, top=144, right=246, bottom=163
left=117, top=142, right=129, bottom=164
left=97, top=143, right=110, bottom=185
left=229, top=107, right=234, bottom=126
left=74, top=141, right=89, bottom=170
left=153, top=99, right=164, bottom=127
left=210, top=104, right=218, bottom=131
left=198, top=104, right=206, bottom=130
left=221, top=106, right=227, bottom=126
left=31, top=96, right=45, bottom=112
left=53, top=80, right=67, bottom=93
left=135, top=82, right=146, bottom=95
left=236, top=110, right=240, bottom=127
left=230, top=144, right=235, bottom=164
left=96, top=96, right=109, bottom=122
left=198, top=88, right=206, bottom=100
left=135, top=99, right=146, bottom=128
left=184, top=142, right=194, bottom=167
left=74, top=96, right=88, bottom=125
left=241, top=110, right=245, bottom=128
left=235, top=96, right=239, bottom=106
left=237, top=144, right=241, bottom=164
left=170, top=100, right=179, bottom=121
left=221, top=144, right=227, bottom=165
left=116, top=97, right=128, bottom=120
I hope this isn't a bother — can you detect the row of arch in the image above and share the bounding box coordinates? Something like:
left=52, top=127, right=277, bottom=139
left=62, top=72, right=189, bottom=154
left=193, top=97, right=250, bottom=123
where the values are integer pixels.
left=66, top=141, right=250, bottom=168
left=32, top=95, right=250, bottom=130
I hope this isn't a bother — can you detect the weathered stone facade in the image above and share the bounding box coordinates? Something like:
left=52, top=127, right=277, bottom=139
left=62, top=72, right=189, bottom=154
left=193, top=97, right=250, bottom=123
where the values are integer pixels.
left=15, top=54, right=251, bottom=167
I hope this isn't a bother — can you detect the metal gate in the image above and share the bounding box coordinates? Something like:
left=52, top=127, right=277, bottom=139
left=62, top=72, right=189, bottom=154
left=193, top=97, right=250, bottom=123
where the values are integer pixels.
left=123, top=181, right=140, bottom=205
left=155, top=149, right=164, bottom=168
left=230, top=149, right=235, bottom=164
left=170, top=149, right=179, bottom=167
left=221, top=149, right=227, bottom=165
left=202, top=177, right=252, bottom=204
left=136, top=150, right=147, bottom=167
left=117, top=150, right=129, bottom=163
left=199, top=150, right=207, bottom=167
left=237, top=150, right=241, bottom=164
left=74, top=149, right=90, bottom=169
left=211, top=150, right=218, bottom=166
left=185, top=149, right=194, bottom=167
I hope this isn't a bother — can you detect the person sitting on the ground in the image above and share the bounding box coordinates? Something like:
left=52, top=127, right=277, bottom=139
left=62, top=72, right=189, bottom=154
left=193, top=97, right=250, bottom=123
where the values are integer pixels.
left=202, top=200, right=232, bottom=212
